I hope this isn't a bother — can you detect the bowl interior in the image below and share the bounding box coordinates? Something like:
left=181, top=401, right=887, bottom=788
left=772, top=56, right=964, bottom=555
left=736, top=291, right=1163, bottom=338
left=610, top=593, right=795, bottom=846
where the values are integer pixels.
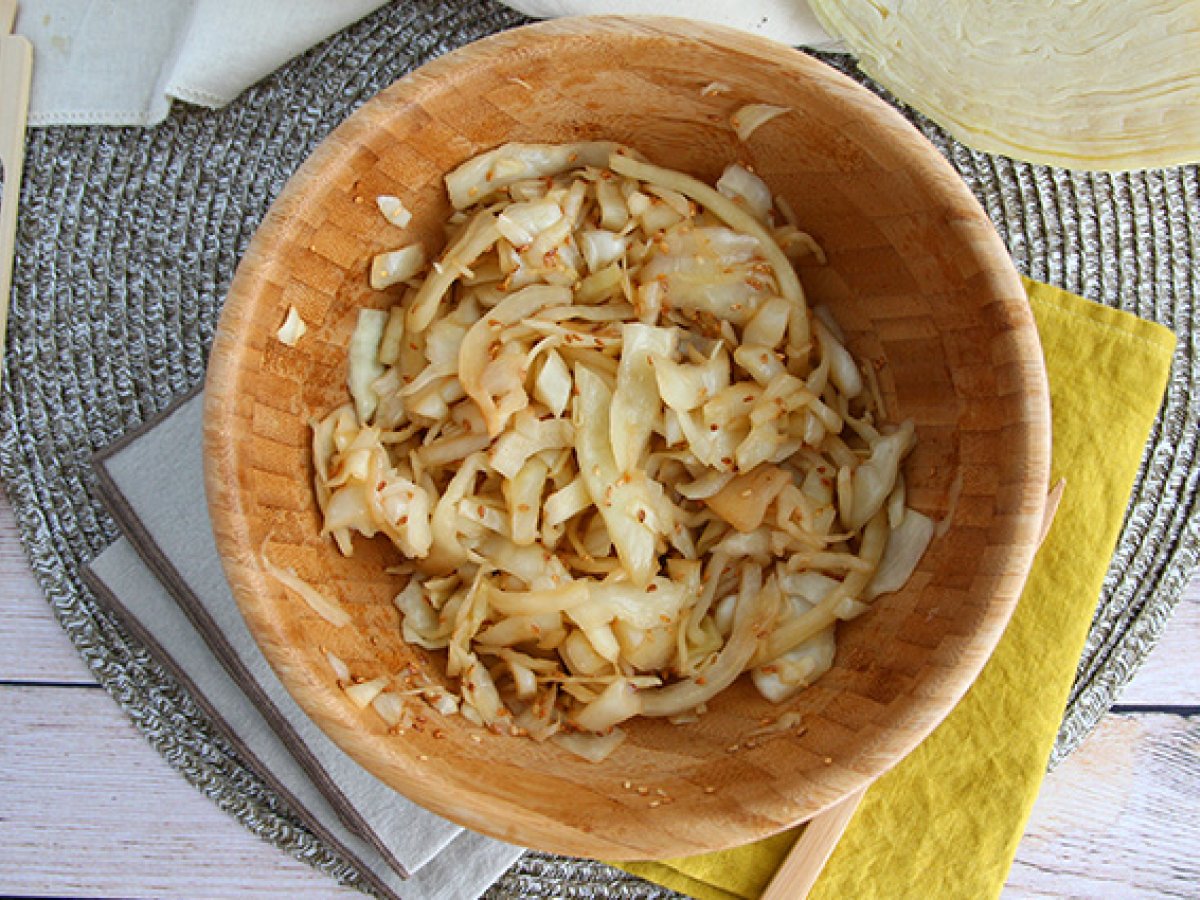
left=204, top=16, right=1050, bottom=859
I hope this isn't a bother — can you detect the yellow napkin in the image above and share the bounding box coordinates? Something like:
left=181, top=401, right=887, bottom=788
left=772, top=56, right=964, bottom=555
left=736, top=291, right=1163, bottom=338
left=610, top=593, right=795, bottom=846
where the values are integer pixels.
left=621, top=278, right=1176, bottom=900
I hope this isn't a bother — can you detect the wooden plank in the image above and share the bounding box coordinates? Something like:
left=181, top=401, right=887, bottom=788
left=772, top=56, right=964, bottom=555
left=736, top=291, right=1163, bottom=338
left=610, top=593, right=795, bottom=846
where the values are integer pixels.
left=1005, top=712, right=1200, bottom=899
left=0, top=683, right=359, bottom=899
left=1118, top=583, right=1200, bottom=706
left=0, top=491, right=96, bottom=684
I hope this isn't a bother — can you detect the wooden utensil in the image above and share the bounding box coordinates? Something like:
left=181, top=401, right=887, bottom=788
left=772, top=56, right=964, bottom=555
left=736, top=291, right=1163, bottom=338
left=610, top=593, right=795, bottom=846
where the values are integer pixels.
left=0, top=0, right=31, bottom=390
left=205, top=16, right=1052, bottom=861
left=761, top=788, right=867, bottom=900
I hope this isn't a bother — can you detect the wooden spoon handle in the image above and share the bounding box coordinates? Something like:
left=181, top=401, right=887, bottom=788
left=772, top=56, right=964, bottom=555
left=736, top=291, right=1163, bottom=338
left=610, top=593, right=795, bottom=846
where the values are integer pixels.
left=0, top=1, right=32, bottom=391
left=760, top=786, right=867, bottom=900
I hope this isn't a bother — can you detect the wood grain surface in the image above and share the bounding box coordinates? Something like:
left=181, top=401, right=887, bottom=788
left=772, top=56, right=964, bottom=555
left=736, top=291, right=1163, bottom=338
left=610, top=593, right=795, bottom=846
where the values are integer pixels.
left=1, top=492, right=1197, bottom=897
left=0, top=508, right=93, bottom=684
left=1004, top=713, right=1200, bottom=899
left=203, top=15, right=1050, bottom=859
left=1117, top=599, right=1200, bottom=706
left=0, top=684, right=360, bottom=899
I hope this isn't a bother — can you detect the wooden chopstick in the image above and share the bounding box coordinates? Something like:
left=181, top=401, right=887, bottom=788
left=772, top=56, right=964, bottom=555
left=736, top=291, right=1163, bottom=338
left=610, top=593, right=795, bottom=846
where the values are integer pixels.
left=760, top=787, right=867, bottom=900
left=0, top=0, right=32, bottom=390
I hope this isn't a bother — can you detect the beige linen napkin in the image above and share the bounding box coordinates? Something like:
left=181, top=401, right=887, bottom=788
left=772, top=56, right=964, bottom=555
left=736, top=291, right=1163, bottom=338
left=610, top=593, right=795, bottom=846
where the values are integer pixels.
left=16, top=0, right=839, bottom=127
left=86, top=390, right=523, bottom=899
left=16, top=0, right=387, bottom=126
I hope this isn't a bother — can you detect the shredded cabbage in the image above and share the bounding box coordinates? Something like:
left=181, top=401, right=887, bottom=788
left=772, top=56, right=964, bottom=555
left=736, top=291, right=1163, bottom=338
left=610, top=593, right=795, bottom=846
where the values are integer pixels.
left=575, top=364, right=661, bottom=587
left=731, top=104, right=790, bottom=142
left=263, top=550, right=351, bottom=628
left=376, top=195, right=412, bottom=228
left=347, top=309, right=387, bottom=423
left=344, top=676, right=390, bottom=709
left=310, top=143, right=932, bottom=761
left=370, top=244, right=426, bottom=290
left=716, top=164, right=773, bottom=223
left=866, top=508, right=934, bottom=600
left=609, top=323, right=675, bottom=474
left=276, top=306, right=307, bottom=346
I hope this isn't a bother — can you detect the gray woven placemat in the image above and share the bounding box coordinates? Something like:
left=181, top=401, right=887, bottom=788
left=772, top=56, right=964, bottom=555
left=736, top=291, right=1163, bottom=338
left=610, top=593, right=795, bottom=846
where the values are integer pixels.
left=0, top=2, right=1196, bottom=896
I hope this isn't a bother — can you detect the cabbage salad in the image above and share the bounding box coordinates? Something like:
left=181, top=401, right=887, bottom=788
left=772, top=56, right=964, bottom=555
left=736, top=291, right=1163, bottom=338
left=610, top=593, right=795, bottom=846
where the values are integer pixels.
left=308, top=142, right=933, bottom=760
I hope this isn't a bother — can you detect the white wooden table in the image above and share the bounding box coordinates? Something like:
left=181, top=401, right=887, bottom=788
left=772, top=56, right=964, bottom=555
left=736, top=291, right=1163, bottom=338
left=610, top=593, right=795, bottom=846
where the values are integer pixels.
left=1, top=488, right=1196, bottom=898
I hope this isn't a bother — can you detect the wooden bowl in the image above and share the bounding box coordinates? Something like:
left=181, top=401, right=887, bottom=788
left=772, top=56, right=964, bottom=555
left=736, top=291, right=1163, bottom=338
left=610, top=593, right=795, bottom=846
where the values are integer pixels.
left=204, top=16, right=1051, bottom=860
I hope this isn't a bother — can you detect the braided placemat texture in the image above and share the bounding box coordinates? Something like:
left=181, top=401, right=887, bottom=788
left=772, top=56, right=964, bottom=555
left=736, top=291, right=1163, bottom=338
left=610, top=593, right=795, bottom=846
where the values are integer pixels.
left=0, top=3, right=1195, bottom=896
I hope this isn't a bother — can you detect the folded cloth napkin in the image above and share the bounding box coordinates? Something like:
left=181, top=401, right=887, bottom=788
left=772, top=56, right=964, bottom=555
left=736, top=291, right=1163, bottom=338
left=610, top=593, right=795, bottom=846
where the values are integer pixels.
left=15, top=1, right=839, bottom=128
left=84, top=541, right=518, bottom=900
left=15, top=0, right=387, bottom=126
left=84, top=393, right=523, bottom=900
left=622, top=279, right=1177, bottom=899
